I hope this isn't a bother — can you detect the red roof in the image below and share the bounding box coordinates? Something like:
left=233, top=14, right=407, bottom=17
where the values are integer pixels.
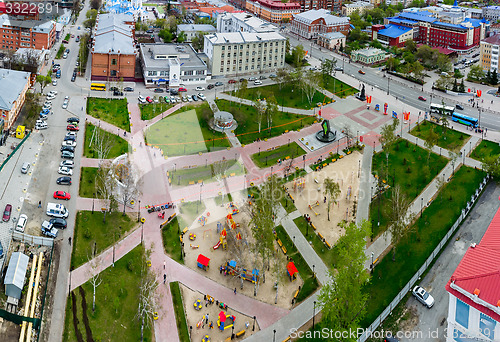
left=445, top=206, right=500, bottom=322
left=287, top=262, right=298, bottom=275
left=197, top=254, right=210, bottom=266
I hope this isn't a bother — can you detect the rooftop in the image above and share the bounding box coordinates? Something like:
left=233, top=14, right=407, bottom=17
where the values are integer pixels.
left=483, top=33, right=500, bottom=45
left=205, top=31, right=285, bottom=44
left=446, top=205, right=500, bottom=322
left=139, top=43, right=207, bottom=69
left=0, top=69, right=30, bottom=111
left=293, top=9, right=349, bottom=25
left=93, top=13, right=134, bottom=55
left=221, top=12, right=278, bottom=32
left=318, top=31, right=345, bottom=39
left=398, top=12, right=437, bottom=23
left=177, top=24, right=216, bottom=32
left=352, top=47, right=386, bottom=56
left=377, top=24, right=412, bottom=38
left=0, top=14, right=55, bottom=33
left=343, top=1, right=373, bottom=7
left=251, top=0, right=300, bottom=10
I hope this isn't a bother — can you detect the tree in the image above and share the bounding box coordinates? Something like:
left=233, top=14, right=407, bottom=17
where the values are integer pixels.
left=378, top=118, right=399, bottom=174
left=386, top=57, right=400, bottom=72
left=318, top=221, right=370, bottom=335
left=424, top=127, right=439, bottom=166
left=265, top=96, right=278, bottom=134
left=285, top=38, right=290, bottom=55
left=90, top=0, right=101, bottom=10
left=177, top=31, right=186, bottom=43
left=449, top=151, right=459, bottom=175
left=191, top=31, right=205, bottom=51
left=117, top=160, right=142, bottom=215
left=468, top=65, right=485, bottom=81
left=388, top=185, right=415, bottom=261
left=238, top=79, right=248, bottom=105
left=254, top=97, right=266, bottom=134
left=482, top=155, right=500, bottom=179
left=440, top=116, right=449, bottom=140
left=84, top=9, right=98, bottom=29
left=320, top=59, right=336, bottom=88
left=412, top=61, right=424, bottom=81
left=136, top=259, right=160, bottom=342
left=452, top=78, right=458, bottom=92
left=36, top=75, right=51, bottom=93
left=159, top=29, right=173, bottom=42
left=95, top=163, right=116, bottom=223
left=87, top=255, right=103, bottom=313
left=89, top=124, right=115, bottom=161
left=402, top=51, right=415, bottom=64
left=324, top=178, right=341, bottom=221
left=491, top=69, right=498, bottom=85
left=404, top=39, right=417, bottom=53
left=459, top=79, right=466, bottom=93
left=291, top=45, right=305, bottom=68
left=274, top=68, right=288, bottom=90
left=435, top=75, right=453, bottom=90
left=302, top=70, right=320, bottom=105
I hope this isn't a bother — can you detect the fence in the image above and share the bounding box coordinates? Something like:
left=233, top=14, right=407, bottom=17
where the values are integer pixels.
left=12, top=231, right=55, bottom=247
left=358, top=175, right=490, bottom=342
left=0, top=131, right=31, bottom=173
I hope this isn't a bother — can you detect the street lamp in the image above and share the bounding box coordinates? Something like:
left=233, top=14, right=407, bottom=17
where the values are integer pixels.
left=253, top=316, right=256, bottom=331
left=421, top=197, right=424, bottom=218
left=313, top=301, right=317, bottom=329
left=371, top=252, right=374, bottom=268
left=273, top=329, right=276, bottom=342
left=92, top=192, right=95, bottom=214
left=137, top=200, right=141, bottom=222
left=288, top=138, right=290, bottom=147
left=312, top=264, right=315, bottom=278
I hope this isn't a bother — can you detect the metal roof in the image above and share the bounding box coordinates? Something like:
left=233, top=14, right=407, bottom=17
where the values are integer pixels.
left=377, top=24, right=412, bottom=38
left=292, top=9, right=349, bottom=26
left=177, top=24, right=216, bottom=33
left=4, top=252, right=29, bottom=291
left=398, top=12, right=437, bottom=23
left=0, top=69, right=30, bottom=111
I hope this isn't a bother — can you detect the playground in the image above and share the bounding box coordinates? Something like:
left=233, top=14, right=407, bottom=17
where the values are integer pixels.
left=285, top=151, right=363, bottom=247
left=180, top=283, right=259, bottom=341
left=182, top=200, right=303, bottom=309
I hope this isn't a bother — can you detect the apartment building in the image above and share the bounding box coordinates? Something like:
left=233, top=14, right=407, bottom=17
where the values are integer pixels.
left=483, top=6, right=500, bottom=22
left=372, top=24, right=414, bottom=47
left=290, top=9, right=350, bottom=40
left=245, top=0, right=300, bottom=23
left=177, top=24, right=216, bottom=41
left=480, top=34, right=500, bottom=72
left=0, top=14, right=55, bottom=51
left=341, top=1, right=374, bottom=16
left=217, top=12, right=278, bottom=33
left=204, top=31, right=286, bottom=76
left=0, top=69, right=31, bottom=130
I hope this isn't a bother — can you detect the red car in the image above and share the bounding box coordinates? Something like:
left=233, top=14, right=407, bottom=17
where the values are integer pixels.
left=228, top=79, right=237, bottom=84
left=3, top=204, right=12, bottom=222
left=67, top=124, right=79, bottom=131
left=54, top=191, right=71, bottom=200
left=358, top=70, right=365, bottom=75
left=418, top=96, right=427, bottom=101
left=178, top=87, right=187, bottom=92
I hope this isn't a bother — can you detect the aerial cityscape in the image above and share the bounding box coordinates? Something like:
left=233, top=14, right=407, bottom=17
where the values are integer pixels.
left=0, top=0, right=499, bottom=341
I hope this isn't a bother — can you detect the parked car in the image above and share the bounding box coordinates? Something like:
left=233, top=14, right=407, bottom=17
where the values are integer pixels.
left=3, top=204, right=12, bottom=222
left=41, top=221, right=58, bottom=238
left=50, top=218, right=67, bottom=229
left=170, top=88, right=179, bottom=95
left=124, top=86, right=134, bottom=92
left=58, top=166, right=73, bottom=176
left=54, top=190, right=71, bottom=200
left=383, top=333, right=400, bottom=342
left=254, top=80, right=262, bottom=85
left=62, top=140, right=77, bottom=148
left=418, top=96, right=427, bottom=101
left=214, top=82, right=223, bottom=87
left=62, top=100, right=69, bottom=109
left=228, top=79, right=237, bottom=84
left=412, top=285, right=434, bottom=308
left=60, top=160, right=75, bottom=168
left=195, top=86, right=205, bottom=91
left=21, top=162, right=31, bottom=174
left=239, top=78, right=246, bottom=82
left=138, top=95, right=146, bottom=103
left=67, top=125, right=79, bottom=131
left=154, top=88, right=164, bottom=93
left=358, top=70, right=365, bottom=75
left=248, top=77, right=257, bottom=81
left=192, top=95, right=199, bottom=101
left=52, top=80, right=57, bottom=86
left=56, top=176, right=72, bottom=185
left=269, top=74, right=277, bottom=78
left=197, top=93, right=206, bottom=101
left=71, top=74, right=76, bottom=82
left=64, top=135, right=76, bottom=142
left=334, top=67, right=343, bottom=71
left=113, top=90, right=123, bottom=96
left=259, top=75, right=267, bottom=80
left=456, top=104, right=464, bottom=110
left=207, top=84, right=215, bottom=90
left=67, top=117, right=79, bottom=124
left=61, top=151, right=75, bottom=159
left=16, top=214, right=28, bottom=232
left=146, top=96, right=153, bottom=103
left=178, top=87, right=187, bottom=92
left=61, top=145, right=75, bottom=153
left=0, top=241, right=3, bottom=258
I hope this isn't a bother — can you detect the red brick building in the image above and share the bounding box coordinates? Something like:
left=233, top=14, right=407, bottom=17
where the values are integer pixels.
left=291, top=9, right=350, bottom=40
left=0, top=14, right=56, bottom=51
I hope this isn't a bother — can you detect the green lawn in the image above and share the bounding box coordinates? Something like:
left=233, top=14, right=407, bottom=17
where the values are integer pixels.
left=178, top=201, right=206, bottom=231
left=169, top=160, right=246, bottom=187
left=63, top=246, right=152, bottom=342
left=170, top=281, right=190, bottom=342
left=71, top=211, right=137, bottom=269
left=275, top=226, right=319, bottom=303
left=56, top=45, right=65, bottom=59
left=361, top=166, right=486, bottom=328
left=161, top=217, right=184, bottom=264
left=65, top=33, right=71, bottom=41
left=232, top=83, right=330, bottom=110
left=84, top=123, right=129, bottom=159
left=369, top=139, right=448, bottom=237
left=79, top=167, right=98, bottom=198
left=410, top=120, right=469, bottom=152
left=139, top=102, right=174, bottom=120
left=471, top=139, right=500, bottom=161
left=251, top=142, right=306, bottom=168
left=321, top=76, right=358, bottom=98
left=87, top=97, right=130, bottom=132
left=215, top=99, right=317, bottom=145
left=144, top=104, right=230, bottom=157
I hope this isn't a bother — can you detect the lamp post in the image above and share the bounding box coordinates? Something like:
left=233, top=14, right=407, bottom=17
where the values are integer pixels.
left=174, top=163, right=176, bottom=173
left=293, top=235, right=295, bottom=248
left=303, top=155, right=306, bottom=169
left=387, top=76, right=390, bottom=95
left=259, top=146, right=261, bottom=155
left=137, top=200, right=141, bottom=222
left=371, top=251, right=374, bottom=268
left=313, top=301, right=317, bottom=329
left=253, top=316, right=256, bottom=331
left=244, top=174, right=247, bottom=190
left=92, top=192, right=95, bottom=214
left=273, top=329, right=276, bottom=342
left=288, top=138, right=290, bottom=147
left=141, top=221, right=144, bottom=244
left=312, top=264, right=315, bottom=278
left=421, top=197, right=424, bottom=218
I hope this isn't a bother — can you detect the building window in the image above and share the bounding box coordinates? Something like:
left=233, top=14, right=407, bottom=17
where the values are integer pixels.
left=110, top=70, right=117, bottom=76
left=111, top=59, right=117, bottom=65
left=455, top=299, right=469, bottom=329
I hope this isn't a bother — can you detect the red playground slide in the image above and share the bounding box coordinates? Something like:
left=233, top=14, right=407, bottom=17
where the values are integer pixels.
left=213, top=240, right=221, bottom=250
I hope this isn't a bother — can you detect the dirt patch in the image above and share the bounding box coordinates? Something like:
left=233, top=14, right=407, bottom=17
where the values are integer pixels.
left=398, top=306, right=419, bottom=331
left=78, top=287, right=95, bottom=342
left=71, top=291, right=84, bottom=342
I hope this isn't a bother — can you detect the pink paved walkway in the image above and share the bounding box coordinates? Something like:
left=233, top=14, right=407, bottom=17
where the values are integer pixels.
left=85, top=115, right=131, bottom=142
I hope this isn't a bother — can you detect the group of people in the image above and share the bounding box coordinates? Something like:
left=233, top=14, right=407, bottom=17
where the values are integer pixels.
left=303, top=213, right=312, bottom=223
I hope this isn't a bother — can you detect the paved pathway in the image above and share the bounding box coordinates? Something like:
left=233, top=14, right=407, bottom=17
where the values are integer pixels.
left=356, top=145, right=373, bottom=225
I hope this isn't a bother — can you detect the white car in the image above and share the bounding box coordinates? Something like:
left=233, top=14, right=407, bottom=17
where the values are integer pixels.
left=52, top=80, right=57, bottom=86
left=46, top=94, right=55, bottom=101
left=60, top=160, right=75, bottom=168
left=187, top=96, right=193, bottom=102
left=66, top=132, right=77, bottom=138
left=138, top=95, right=146, bottom=103
left=254, top=80, right=262, bottom=85
left=16, top=214, right=28, bottom=232
left=412, top=286, right=434, bottom=308
left=48, top=90, right=57, bottom=96
left=197, top=93, right=206, bottom=101
left=58, top=166, right=73, bottom=176
left=62, top=100, right=69, bottom=109
left=195, top=86, right=205, bottom=91
left=62, top=140, right=77, bottom=148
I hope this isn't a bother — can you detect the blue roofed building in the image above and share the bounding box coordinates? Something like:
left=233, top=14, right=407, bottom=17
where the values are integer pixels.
left=372, top=24, right=413, bottom=47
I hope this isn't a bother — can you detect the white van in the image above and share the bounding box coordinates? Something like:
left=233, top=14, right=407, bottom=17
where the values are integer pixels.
left=35, top=121, right=48, bottom=130
left=46, top=203, right=69, bottom=218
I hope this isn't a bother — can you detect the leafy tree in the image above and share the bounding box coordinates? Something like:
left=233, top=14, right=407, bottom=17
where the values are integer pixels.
left=379, top=118, right=399, bottom=175
left=452, top=79, right=458, bottom=92
left=254, top=97, right=266, bottom=134
left=436, top=54, right=451, bottom=72
left=412, top=62, right=424, bottom=81
left=191, top=31, right=205, bottom=51
left=402, top=51, right=415, bottom=64
left=302, top=70, right=320, bottom=105
left=84, top=9, right=98, bottom=29
left=486, top=70, right=492, bottom=84
left=415, top=45, right=434, bottom=65
left=424, top=127, right=439, bottom=166
left=318, top=221, right=370, bottom=335
left=291, top=45, right=306, bottom=68
left=274, top=68, right=288, bottom=90
left=90, top=0, right=101, bottom=10
left=36, top=75, right=51, bottom=93
left=440, top=116, right=449, bottom=140
left=482, top=155, right=500, bottom=179
left=159, top=29, right=173, bottom=42
left=266, top=96, right=279, bottom=133
left=468, top=64, right=485, bottom=81
left=285, top=38, right=290, bottom=55
left=435, top=75, right=453, bottom=90
left=388, top=185, right=415, bottom=261
left=370, top=39, right=382, bottom=49
left=404, top=39, right=417, bottom=53
left=324, top=178, right=341, bottom=221
left=320, top=59, right=336, bottom=88
left=386, top=57, right=400, bottom=72
left=491, top=69, right=498, bottom=85
left=177, top=31, right=186, bottom=43
left=459, top=79, right=466, bottom=93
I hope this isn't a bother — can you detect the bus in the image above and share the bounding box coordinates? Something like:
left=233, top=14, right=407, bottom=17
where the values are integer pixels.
left=430, top=103, right=454, bottom=115
left=90, top=83, right=106, bottom=91
left=452, top=112, right=478, bottom=128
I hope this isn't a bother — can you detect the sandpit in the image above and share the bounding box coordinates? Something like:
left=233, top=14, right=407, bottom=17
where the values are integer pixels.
left=286, top=151, right=363, bottom=246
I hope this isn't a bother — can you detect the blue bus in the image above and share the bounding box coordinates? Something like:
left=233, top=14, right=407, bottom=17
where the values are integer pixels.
left=452, top=112, right=478, bottom=128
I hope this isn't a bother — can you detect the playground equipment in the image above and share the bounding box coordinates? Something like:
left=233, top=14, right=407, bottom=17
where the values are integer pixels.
left=308, top=201, right=320, bottom=216
left=202, top=335, right=211, bottom=342
left=197, top=254, right=210, bottom=271
left=293, top=178, right=305, bottom=192
left=213, top=229, right=227, bottom=250
left=228, top=202, right=239, bottom=215
left=222, top=260, right=260, bottom=284
left=158, top=211, right=165, bottom=219
left=226, top=214, right=237, bottom=230
left=193, top=299, right=202, bottom=310
left=346, top=186, right=352, bottom=201
left=198, top=215, right=207, bottom=226
left=375, top=104, right=380, bottom=111
left=287, top=262, right=298, bottom=282
left=190, top=244, right=199, bottom=249
left=217, top=311, right=236, bottom=331
left=189, top=233, right=196, bottom=241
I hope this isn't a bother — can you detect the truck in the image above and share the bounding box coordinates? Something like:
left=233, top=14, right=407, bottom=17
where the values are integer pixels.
left=41, top=220, right=58, bottom=238
left=46, top=202, right=69, bottom=218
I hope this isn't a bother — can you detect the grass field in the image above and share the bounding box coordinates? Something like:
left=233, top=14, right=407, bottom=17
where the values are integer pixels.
left=471, top=139, right=500, bottom=161
left=139, top=102, right=174, bottom=120
left=56, top=45, right=65, bottom=59
left=369, top=139, right=448, bottom=237
left=169, top=160, right=246, bottom=187
left=161, top=217, right=184, bottom=264
left=251, top=142, right=306, bottom=168
left=361, top=166, right=486, bottom=328
left=63, top=246, right=152, bottom=342
left=87, top=98, right=130, bottom=132
left=293, top=216, right=338, bottom=267
left=321, top=75, right=358, bottom=98
left=71, top=211, right=137, bottom=269
left=215, top=99, right=317, bottom=145
left=144, top=104, right=230, bottom=157
left=84, top=123, right=129, bottom=159
left=170, top=281, right=190, bottom=342
left=79, top=167, right=98, bottom=198
left=410, top=120, right=469, bottom=152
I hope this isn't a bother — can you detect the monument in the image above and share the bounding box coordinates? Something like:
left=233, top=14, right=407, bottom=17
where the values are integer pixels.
left=214, top=111, right=235, bottom=130
left=315, top=120, right=336, bottom=143
left=356, top=84, right=366, bottom=101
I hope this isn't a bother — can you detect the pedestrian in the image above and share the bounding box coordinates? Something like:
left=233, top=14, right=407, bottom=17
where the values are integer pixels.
left=68, top=237, right=72, bottom=245
left=163, top=274, right=166, bottom=284
left=206, top=313, right=209, bottom=324
left=38, top=201, right=41, bottom=208
left=163, top=261, right=166, bottom=269
left=324, top=196, right=327, bottom=203
left=234, top=288, right=237, bottom=295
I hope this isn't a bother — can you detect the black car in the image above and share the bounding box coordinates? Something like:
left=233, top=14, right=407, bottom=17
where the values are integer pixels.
left=170, top=88, right=179, bottom=95
left=56, top=176, right=72, bottom=185
left=124, top=87, right=134, bottom=92
left=456, top=104, right=464, bottom=110
left=259, top=75, right=267, bottom=80
left=67, top=117, right=80, bottom=123
left=110, top=86, right=118, bottom=92
left=383, top=333, right=399, bottom=342
left=239, top=78, right=245, bottom=82
left=113, top=90, right=124, bottom=96
left=207, top=84, right=215, bottom=90
left=64, top=135, right=76, bottom=142
left=50, top=218, right=67, bottom=229
left=71, top=74, right=76, bottom=82
left=192, top=94, right=198, bottom=101
left=61, top=145, right=75, bottom=153
left=154, top=88, right=164, bottom=93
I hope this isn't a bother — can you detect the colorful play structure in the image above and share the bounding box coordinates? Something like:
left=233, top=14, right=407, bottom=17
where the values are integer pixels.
left=308, top=201, right=320, bottom=216
left=293, top=178, right=305, bottom=192
left=198, top=215, right=208, bottom=226
left=213, top=222, right=227, bottom=250
left=193, top=299, right=202, bottom=310
left=222, top=260, right=260, bottom=284
left=228, top=202, right=240, bottom=215
left=287, top=262, right=298, bottom=282
left=217, top=311, right=236, bottom=331
left=197, top=254, right=210, bottom=271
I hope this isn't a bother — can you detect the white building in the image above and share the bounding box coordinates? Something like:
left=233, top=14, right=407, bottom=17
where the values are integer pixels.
left=177, top=24, right=216, bottom=42
left=445, top=207, right=500, bottom=342
left=342, top=1, right=374, bottom=16
left=203, top=31, right=286, bottom=76
left=483, top=6, right=500, bottom=22
left=216, top=12, right=277, bottom=33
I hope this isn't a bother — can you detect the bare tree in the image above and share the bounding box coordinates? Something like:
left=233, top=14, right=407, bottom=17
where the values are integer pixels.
left=95, top=162, right=117, bottom=223
left=117, top=161, right=142, bottom=215
left=136, top=263, right=160, bottom=342
left=449, top=151, right=459, bottom=175
left=342, top=124, right=355, bottom=149
left=274, top=68, right=288, bottom=90
left=388, top=185, right=416, bottom=261
left=89, top=124, right=115, bottom=161
left=254, top=97, right=266, bottom=134
left=302, top=70, right=320, bottom=105
left=87, top=254, right=103, bottom=313
left=324, top=178, right=341, bottom=221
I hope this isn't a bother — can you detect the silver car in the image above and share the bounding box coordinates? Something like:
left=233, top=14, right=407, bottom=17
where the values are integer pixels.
left=412, top=286, right=434, bottom=308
